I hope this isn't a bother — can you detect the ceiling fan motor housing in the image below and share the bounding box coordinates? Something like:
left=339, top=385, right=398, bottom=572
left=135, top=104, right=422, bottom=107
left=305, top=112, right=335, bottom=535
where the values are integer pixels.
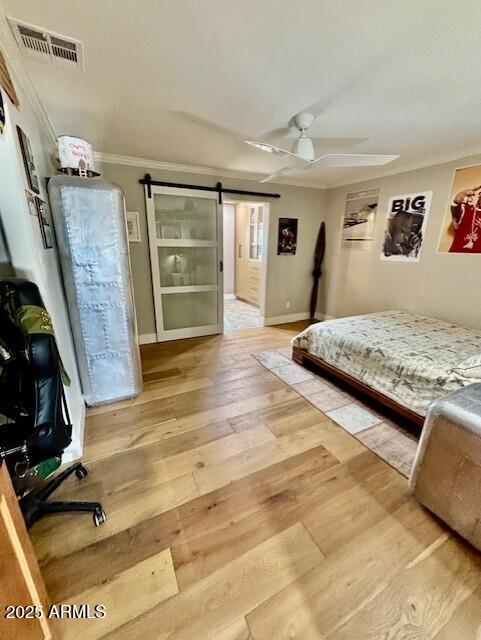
left=291, top=111, right=315, bottom=131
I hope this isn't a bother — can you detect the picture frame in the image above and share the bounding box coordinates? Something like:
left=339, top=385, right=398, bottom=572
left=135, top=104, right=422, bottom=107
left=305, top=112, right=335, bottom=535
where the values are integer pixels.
left=35, top=197, right=54, bottom=249
left=380, top=191, right=432, bottom=263
left=25, top=189, right=37, bottom=216
left=437, top=164, right=481, bottom=255
left=0, top=89, right=5, bottom=135
left=17, top=126, right=39, bottom=194
left=126, top=210, right=141, bottom=243
left=277, top=218, right=298, bottom=255
left=0, top=50, right=19, bottom=107
left=341, top=188, right=380, bottom=250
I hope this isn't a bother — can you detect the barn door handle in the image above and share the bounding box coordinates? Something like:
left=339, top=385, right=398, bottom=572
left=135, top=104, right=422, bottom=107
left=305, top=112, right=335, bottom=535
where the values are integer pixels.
left=238, top=244, right=242, bottom=258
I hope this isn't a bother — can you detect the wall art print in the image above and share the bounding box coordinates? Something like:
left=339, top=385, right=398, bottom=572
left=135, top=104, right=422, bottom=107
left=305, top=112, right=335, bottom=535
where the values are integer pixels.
left=277, top=218, right=298, bottom=255
left=36, top=197, right=54, bottom=249
left=438, top=164, right=481, bottom=254
left=341, top=188, right=380, bottom=250
left=380, top=191, right=432, bottom=262
left=17, top=126, right=39, bottom=194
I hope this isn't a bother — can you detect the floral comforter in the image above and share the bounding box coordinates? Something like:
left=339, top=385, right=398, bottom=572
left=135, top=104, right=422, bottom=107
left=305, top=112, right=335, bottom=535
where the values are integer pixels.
left=292, top=310, right=481, bottom=416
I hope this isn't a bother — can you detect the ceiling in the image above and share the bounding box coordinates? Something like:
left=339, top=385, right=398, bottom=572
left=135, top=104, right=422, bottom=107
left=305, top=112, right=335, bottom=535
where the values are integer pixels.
left=3, top=0, right=481, bottom=188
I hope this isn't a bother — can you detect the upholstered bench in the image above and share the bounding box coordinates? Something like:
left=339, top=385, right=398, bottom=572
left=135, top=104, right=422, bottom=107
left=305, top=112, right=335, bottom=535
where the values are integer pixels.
left=409, top=383, right=481, bottom=552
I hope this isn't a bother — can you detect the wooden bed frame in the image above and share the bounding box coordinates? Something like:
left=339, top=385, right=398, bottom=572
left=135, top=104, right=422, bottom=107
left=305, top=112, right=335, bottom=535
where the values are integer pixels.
left=292, top=346, right=425, bottom=427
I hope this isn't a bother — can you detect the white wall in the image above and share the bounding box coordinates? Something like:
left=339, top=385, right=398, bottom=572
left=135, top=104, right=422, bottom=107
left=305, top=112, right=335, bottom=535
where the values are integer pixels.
left=321, top=153, right=481, bottom=330
left=222, top=203, right=235, bottom=296
left=0, top=31, right=84, bottom=460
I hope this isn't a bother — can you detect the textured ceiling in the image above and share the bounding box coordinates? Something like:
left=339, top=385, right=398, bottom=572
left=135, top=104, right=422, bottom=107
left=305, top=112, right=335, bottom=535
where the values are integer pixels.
left=3, top=0, right=481, bottom=187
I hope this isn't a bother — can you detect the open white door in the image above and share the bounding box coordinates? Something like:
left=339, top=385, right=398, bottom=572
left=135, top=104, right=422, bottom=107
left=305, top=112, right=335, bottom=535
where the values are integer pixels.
left=145, top=186, right=223, bottom=341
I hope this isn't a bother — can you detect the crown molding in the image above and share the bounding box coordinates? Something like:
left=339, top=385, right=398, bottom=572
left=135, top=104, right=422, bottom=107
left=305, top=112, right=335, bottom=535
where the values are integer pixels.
left=96, top=146, right=481, bottom=193
left=328, top=144, right=481, bottom=189
left=93, top=152, right=328, bottom=189
left=94, top=152, right=263, bottom=181
left=0, top=11, right=57, bottom=144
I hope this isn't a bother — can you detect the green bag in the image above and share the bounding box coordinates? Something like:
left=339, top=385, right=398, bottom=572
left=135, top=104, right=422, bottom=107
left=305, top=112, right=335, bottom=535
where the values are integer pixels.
left=14, top=305, right=71, bottom=386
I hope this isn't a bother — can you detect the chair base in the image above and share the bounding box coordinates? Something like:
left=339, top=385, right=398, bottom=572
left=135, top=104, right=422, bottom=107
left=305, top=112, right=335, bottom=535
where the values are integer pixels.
left=20, top=462, right=107, bottom=528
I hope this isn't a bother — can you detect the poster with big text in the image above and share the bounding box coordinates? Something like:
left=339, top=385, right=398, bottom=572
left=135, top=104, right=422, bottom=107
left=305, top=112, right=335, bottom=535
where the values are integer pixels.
left=380, top=191, right=432, bottom=262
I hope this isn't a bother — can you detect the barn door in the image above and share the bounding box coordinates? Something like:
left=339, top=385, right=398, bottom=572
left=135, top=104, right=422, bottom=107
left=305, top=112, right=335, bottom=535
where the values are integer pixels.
left=146, top=186, right=223, bottom=341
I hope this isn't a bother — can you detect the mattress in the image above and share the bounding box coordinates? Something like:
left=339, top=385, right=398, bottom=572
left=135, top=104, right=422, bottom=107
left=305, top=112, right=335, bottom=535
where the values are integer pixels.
left=292, top=310, right=481, bottom=416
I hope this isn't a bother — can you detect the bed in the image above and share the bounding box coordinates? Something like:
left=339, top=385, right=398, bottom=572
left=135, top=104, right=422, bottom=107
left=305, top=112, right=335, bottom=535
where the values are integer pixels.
left=292, top=310, right=481, bottom=426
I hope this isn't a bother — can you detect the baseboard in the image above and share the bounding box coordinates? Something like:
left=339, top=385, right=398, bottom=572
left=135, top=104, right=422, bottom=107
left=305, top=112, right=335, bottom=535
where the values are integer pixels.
left=62, top=441, right=83, bottom=464
left=262, top=311, right=335, bottom=326
left=224, top=293, right=236, bottom=300
left=140, top=317, right=333, bottom=336
left=63, top=401, right=85, bottom=463
left=262, top=312, right=311, bottom=326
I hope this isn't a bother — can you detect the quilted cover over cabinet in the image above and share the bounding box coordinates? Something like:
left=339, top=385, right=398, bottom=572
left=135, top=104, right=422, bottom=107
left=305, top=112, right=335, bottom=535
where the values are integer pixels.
left=48, top=175, right=142, bottom=405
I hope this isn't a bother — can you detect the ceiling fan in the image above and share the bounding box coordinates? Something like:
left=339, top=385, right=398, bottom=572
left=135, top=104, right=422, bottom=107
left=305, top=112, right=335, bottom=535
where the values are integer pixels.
left=245, top=112, right=399, bottom=182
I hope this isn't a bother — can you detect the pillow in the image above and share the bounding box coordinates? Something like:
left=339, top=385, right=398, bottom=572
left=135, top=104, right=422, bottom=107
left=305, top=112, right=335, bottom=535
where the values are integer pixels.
left=453, top=355, right=481, bottom=379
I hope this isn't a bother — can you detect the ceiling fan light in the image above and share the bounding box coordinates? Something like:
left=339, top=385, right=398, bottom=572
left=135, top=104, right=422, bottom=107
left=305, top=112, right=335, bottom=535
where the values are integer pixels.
left=293, top=136, right=315, bottom=161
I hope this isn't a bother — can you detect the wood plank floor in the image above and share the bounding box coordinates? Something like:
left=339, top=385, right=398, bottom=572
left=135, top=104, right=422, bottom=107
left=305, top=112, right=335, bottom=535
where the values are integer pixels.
left=30, top=322, right=481, bottom=639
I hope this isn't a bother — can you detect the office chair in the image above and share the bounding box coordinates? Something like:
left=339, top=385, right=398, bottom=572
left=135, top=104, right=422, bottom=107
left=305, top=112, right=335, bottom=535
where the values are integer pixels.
left=0, top=278, right=106, bottom=528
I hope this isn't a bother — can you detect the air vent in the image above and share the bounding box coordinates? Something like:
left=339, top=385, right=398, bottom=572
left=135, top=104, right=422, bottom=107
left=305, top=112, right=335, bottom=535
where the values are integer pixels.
left=50, top=35, right=79, bottom=64
left=8, top=18, right=83, bottom=68
left=17, top=24, right=50, bottom=55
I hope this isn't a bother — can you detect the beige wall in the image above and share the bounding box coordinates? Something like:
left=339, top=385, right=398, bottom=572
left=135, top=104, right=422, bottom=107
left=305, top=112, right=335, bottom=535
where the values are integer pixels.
left=222, top=203, right=235, bottom=296
left=98, top=162, right=326, bottom=335
left=321, top=153, right=481, bottom=330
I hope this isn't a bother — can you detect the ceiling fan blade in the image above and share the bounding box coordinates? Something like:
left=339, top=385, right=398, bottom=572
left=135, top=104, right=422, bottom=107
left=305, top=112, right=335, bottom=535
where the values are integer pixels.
left=167, top=111, right=243, bottom=140
left=309, top=136, right=368, bottom=148
left=254, top=125, right=296, bottom=140
left=294, top=53, right=400, bottom=127
left=311, top=154, right=399, bottom=168
left=245, top=140, right=303, bottom=160
left=259, top=166, right=294, bottom=183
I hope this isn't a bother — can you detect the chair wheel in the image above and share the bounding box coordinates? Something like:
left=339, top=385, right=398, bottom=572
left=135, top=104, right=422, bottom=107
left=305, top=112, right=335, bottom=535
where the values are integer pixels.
left=75, top=465, right=88, bottom=480
left=93, top=509, right=107, bottom=527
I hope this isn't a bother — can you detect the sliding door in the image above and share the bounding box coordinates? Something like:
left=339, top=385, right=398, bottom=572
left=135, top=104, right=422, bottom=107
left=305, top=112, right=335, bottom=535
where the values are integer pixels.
left=145, top=186, right=223, bottom=341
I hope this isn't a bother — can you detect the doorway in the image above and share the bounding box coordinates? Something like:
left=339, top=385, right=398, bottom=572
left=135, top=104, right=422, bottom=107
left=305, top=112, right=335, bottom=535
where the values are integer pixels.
left=222, top=201, right=268, bottom=331
left=144, top=186, right=269, bottom=341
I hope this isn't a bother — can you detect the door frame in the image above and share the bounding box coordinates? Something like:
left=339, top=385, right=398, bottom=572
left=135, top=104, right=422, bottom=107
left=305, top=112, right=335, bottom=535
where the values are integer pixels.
left=226, top=199, right=270, bottom=323
left=145, top=185, right=224, bottom=342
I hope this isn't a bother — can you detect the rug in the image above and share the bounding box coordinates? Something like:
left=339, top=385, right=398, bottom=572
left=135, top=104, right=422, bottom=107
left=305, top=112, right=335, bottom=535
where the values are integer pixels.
left=253, top=348, right=420, bottom=477
left=224, top=299, right=262, bottom=332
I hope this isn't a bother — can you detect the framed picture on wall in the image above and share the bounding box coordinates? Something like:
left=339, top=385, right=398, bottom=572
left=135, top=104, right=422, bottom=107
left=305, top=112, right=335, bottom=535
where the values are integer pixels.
left=380, top=191, right=432, bottom=262
left=17, top=126, right=40, bottom=194
left=341, top=188, right=380, bottom=250
left=126, top=211, right=141, bottom=242
left=438, top=164, right=481, bottom=254
left=36, top=197, right=54, bottom=249
left=0, top=89, right=5, bottom=135
left=0, top=50, right=19, bottom=106
left=25, top=189, right=37, bottom=216
left=277, top=218, right=298, bottom=255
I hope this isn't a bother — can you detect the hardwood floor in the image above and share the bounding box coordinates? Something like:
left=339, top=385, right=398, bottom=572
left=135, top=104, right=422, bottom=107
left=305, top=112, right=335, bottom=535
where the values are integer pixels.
left=30, top=322, right=481, bottom=639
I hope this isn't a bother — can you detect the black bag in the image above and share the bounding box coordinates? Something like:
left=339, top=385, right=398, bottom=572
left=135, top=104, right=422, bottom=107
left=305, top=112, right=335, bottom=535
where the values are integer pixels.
left=0, top=279, right=72, bottom=470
